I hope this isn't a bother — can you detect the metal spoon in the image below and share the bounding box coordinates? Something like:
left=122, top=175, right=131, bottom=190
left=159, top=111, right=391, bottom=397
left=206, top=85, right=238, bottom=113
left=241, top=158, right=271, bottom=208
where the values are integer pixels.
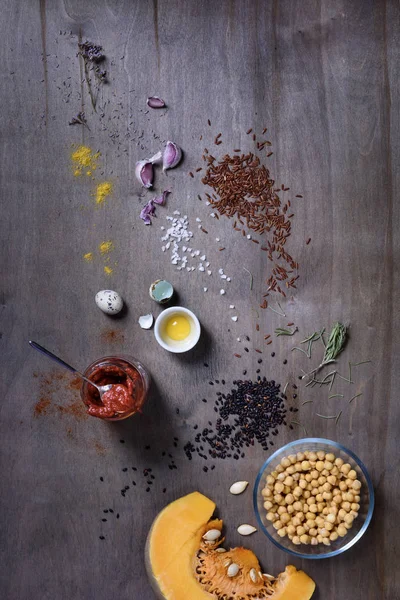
left=28, top=341, right=113, bottom=399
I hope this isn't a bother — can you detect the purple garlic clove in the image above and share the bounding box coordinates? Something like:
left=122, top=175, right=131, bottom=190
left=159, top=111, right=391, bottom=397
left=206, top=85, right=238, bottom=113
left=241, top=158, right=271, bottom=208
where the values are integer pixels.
left=153, top=190, right=170, bottom=205
left=163, top=141, right=182, bottom=171
left=147, top=96, right=166, bottom=109
left=135, top=152, right=162, bottom=188
left=140, top=199, right=156, bottom=225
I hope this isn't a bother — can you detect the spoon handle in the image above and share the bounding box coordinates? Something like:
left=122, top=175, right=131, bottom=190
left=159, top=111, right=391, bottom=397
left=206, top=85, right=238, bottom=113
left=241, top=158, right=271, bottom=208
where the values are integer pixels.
left=29, top=341, right=81, bottom=375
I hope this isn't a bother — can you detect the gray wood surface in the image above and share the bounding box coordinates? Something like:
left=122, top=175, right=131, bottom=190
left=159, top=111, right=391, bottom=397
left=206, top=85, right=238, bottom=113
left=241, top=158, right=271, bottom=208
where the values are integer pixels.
left=1, top=1, right=399, bottom=598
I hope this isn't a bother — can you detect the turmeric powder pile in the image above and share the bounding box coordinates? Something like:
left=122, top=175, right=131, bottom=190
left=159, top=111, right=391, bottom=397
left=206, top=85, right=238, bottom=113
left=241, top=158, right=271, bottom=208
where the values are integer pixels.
left=95, top=181, right=112, bottom=204
left=72, top=145, right=100, bottom=176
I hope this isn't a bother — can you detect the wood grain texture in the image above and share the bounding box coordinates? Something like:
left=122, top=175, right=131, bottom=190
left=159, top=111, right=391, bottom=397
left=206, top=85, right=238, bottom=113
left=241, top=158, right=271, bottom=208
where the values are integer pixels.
left=1, top=0, right=399, bottom=598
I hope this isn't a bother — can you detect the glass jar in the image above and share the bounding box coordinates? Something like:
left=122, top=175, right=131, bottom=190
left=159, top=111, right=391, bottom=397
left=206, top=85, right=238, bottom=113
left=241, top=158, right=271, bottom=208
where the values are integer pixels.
left=80, top=355, right=150, bottom=421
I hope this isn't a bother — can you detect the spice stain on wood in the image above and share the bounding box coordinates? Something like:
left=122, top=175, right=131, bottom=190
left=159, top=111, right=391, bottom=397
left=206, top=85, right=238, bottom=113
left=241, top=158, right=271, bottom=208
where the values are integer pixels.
left=39, top=0, right=48, bottom=124
left=152, top=0, right=160, bottom=71
left=100, top=329, right=125, bottom=344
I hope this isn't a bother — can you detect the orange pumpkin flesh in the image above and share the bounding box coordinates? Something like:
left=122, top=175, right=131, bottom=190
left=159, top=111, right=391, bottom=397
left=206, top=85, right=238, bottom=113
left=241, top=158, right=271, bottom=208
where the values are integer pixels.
left=145, top=492, right=316, bottom=600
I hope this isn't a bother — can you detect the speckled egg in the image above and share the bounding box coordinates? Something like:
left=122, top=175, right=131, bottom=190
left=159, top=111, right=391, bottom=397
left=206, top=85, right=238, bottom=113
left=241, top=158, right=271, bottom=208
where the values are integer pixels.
left=95, top=290, right=124, bottom=315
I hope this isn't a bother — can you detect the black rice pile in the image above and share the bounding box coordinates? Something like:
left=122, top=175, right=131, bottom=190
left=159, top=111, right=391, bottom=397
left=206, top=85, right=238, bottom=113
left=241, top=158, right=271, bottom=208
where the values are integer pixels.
left=184, top=377, right=287, bottom=461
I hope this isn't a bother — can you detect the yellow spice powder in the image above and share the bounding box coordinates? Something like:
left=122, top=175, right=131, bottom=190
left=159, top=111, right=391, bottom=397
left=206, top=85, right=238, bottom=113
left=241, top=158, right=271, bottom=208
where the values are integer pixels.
left=83, top=252, right=93, bottom=262
left=72, top=145, right=100, bottom=176
left=95, top=182, right=112, bottom=205
left=99, top=240, right=114, bottom=255
left=104, top=266, right=113, bottom=275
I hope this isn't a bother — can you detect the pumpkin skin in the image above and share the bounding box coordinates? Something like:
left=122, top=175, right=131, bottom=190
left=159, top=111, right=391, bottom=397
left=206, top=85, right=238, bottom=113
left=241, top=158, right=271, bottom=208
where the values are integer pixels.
left=145, top=492, right=315, bottom=600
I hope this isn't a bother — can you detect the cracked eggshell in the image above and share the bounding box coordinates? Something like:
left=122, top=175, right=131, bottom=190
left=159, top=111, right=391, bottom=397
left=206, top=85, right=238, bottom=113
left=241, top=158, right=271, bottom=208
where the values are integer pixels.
left=149, top=280, right=174, bottom=304
left=95, top=290, right=123, bottom=315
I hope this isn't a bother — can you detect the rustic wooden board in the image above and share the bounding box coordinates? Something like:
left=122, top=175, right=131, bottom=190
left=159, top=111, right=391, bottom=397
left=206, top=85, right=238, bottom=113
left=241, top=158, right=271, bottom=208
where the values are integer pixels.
left=1, top=0, right=399, bottom=598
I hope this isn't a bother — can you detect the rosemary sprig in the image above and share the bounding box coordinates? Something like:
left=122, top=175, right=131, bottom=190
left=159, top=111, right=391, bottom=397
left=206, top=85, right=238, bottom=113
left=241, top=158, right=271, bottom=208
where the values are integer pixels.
left=335, top=410, right=342, bottom=425
left=243, top=267, right=253, bottom=290
left=349, top=393, right=363, bottom=404
left=328, top=394, right=344, bottom=399
left=69, top=111, right=89, bottom=129
left=316, top=413, right=338, bottom=420
left=302, top=323, right=347, bottom=379
left=302, top=400, right=314, bottom=405
left=275, top=326, right=298, bottom=337
left=268, top=302, right=286, bottom=317
left=290, top=420, right=308, bottom=436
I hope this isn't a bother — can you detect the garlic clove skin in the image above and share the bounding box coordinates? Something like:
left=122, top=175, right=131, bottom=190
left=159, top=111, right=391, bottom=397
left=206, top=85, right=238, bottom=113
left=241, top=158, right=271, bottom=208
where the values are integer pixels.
left=147, top=96, right=166, bottom=109
left=229, top=481, right=249, bottom=495
left=163, top=141, right=182, bottom=171
left=138, top=314, right=154, bottom=329
left=237, top=524, right=257, bottom=536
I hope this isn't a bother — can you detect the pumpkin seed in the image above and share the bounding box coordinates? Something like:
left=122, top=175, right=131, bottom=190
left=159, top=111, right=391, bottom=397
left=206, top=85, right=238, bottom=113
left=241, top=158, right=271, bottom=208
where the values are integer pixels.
left=202, top=529, right=221, bottom=541
left=223, top=559, right=232, bottom=568
left=229, top=481, right=249, bottom=495
left=237, top=524, right=257, bottom=536
left=215, top=548, right=227, bottom=553
left=227, top=563, right=240, bottom=577
left=250, top=568, right=258, bottom=583
left=263, top=573, right=275, bottom=581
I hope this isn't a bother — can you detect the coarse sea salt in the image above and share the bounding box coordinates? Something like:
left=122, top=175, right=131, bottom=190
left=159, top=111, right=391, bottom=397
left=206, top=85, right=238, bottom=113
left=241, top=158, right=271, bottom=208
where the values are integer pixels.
left=220, top=289, right=225, bottom=295
left=231, top=316, right=238, bottom=322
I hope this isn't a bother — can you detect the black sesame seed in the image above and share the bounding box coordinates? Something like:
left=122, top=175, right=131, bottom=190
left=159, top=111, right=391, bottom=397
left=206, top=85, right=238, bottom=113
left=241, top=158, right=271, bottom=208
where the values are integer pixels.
left=103, top=510, right=108, bottom=514
left=99, top=535, right=105, bottom=540
left=116, top=513, right=120, bottom=519
left=146, top=487, right=150, bottom=492
left=102, top=518, right=107, bottom=522
left=271, top=352, right=275, bottom=357
left=176, top=408, right=180, bottom=414
left=204, top=363, right=209, bottom=367
left=163, top=488, right=167, bottom=493
left=258, top=359, right=262, bottom=364
left=119, top=439, right=125, bottom=444
left=145, top=445, right=150, bottom=450
left=202, top=398, right=207, bottom=403
left=283, top=359, right=287, bottom=365
left=209, top=381, right=214, bottom=385
left=100, top=477, right=104, bottom=482
left=122, top=468, right=127, bottom=472
left=109, top=509, right=114, bottom=513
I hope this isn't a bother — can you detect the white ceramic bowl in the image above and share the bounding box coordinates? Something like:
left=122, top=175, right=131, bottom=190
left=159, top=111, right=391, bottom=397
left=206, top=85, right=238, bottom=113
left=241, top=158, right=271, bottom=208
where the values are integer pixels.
left=154, top=307, right=201, bottom=353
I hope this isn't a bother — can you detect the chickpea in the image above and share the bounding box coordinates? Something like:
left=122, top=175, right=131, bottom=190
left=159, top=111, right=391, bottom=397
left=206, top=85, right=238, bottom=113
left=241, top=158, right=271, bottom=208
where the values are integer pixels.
left=262, top=487, right=272, bottom=497
left=266, top=475, right=275, bottom=485
left=351, top=503, right=360, bottom=511
left=311, top=469, right=319, bottom=479
left=285, top=493, right=294, bottom=505
left=328, top=506, right=338, bottom=516
left=309, top=505, right=318, bottom=514
left=317, top=534, right=324, bottom=543
left=322, top=538, right=331, bottom=546
left=283, top=486, right=291, bottom=495
left=311, top=537, right=318, bottom=545
left=297, top=452, right=305, bottom=461
left=333, top=494, right=342, bottom=504
left=293, top=486, right=303, bottom=498
left=266, top=512, right=277, bottom=522
left=324, top=461, right=333, bottom=471
left=305, top=473, right=312, bottom=482
left=281, top=457, right=291, bottom=468
left=331, top=466, right=340, bottom=476
left=325, top=453, right=335, bottom=462
left=318, top=475, right=327, bottom=485
left=311, top=488, right=319, bottom=497
left=303, top=490, right=311, bottom=499
left=311, top=480, right=319, bottom=489
left=308, top=452, right=318, bottom=461
left=300, top=534, right=310, bottom=544
left=319, top=528, right=329, bottom=538
left=276, top=472, right=286, bottom=481
left=322, top=491, right=332, bottom=501
left=315, top=516, right=325, bottom=527
left=305, top=496, right=314, bottom=506
left=344, top=514, right=354, bottom=525
left=322, top=482, right=332, bottom=492
left=264, top=501, right=273, bottom=510
left=309, top=527, right=317, bottom=536
left=341, top=463, right=351, bottom=475
left=277, top=527, right=287, bottom=537
left=306, top=483, right=313, bottom=491
left=317, top=451, right=326, bottom=460
left=324, top=521, right=334, bottom=531
left=274, top=494, right=283, bottom=504
left=354, top=494, right=361, bottom=502
left=293, top=501, right=303, bottom=512
left=322, top=507, right=329, bottom=516
left=287, top=505, right=294, bottom=514
left=292, top=472, right=301, bottom=481
left=306, top=517, right=316, bottom=526
left=276, top=464, right=284, bottom=473
left=277, top=505, right=287, bottom=515
left=343, top=521, right=353, bottom=530
left=292, top=517, right=301, bottom=527
left=286, top=465, right=296, bottom=475
left=287, top=524, right=296, bottom=535
left=275, top=482, right=284, bottom=494
left=273, top=520, right=282, bottom=530
left=296, top=512, right=305, bottom=522
left=315, top=461, right=324, bottom=473
left=288, top=454, right=297, bottom=464
left=292, top=536, right=301, bottom=545
left=295, top=462, right=303, bottom=472
left=317, top=503, right=325, bottom=513
left=350, top=511, right=359, bottom=519
left=338, top=509, right=347, bottom=520
left=316, top=493, right=324, bottom=503
left=352, top=480, right=362, bottom=491
left=348, top=469, right=357, bottom=480
left=326, top=513, right=336, bottom=524
left=301, top=460, right=311, bottom=471
left=342, top=501, right=351, bottom=512
left=345, top=478, right=354, bottom=488
left=281, top=513, right=290, bottom=524
left=297, top=526, right=306, bottom=536
left=299, top=479, right=307, bottom=489
left=330, top=531, right=339, bottom=541
left=283, top=476, right=294, bottom=487
left=335, top=457, right=344, bottom=467
left=339, top=481, right=347, bottom=492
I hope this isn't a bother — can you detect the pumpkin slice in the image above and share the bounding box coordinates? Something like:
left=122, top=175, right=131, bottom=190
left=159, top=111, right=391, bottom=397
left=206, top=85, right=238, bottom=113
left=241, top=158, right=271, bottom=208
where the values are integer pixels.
left=145, top=492, right=316, bottom=600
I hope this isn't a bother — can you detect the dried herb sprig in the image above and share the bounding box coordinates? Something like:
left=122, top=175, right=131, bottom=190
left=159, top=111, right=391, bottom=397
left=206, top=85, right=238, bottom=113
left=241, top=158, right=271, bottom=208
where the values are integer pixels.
left=69, top=111, right=89, bottom=129
left=243, top=267, right=253, bottom=290
left=78, top=41, right=107, bottom=111
left=302, top=323, right=347, bottom=379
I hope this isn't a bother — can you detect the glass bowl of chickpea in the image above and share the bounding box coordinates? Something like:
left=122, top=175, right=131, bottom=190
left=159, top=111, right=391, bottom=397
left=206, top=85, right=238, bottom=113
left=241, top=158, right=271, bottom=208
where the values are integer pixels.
left=253, top=438, right=374, bottom=558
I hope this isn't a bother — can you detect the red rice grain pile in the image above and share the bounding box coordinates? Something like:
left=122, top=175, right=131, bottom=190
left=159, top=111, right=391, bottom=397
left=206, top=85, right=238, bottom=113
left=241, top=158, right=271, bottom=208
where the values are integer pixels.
left=201, top=146, right=300, bottom=298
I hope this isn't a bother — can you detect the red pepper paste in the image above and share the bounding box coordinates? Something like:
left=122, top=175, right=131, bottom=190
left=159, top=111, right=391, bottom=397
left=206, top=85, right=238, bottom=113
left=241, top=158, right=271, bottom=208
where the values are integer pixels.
left=85, top=363, right=144, bottom=419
